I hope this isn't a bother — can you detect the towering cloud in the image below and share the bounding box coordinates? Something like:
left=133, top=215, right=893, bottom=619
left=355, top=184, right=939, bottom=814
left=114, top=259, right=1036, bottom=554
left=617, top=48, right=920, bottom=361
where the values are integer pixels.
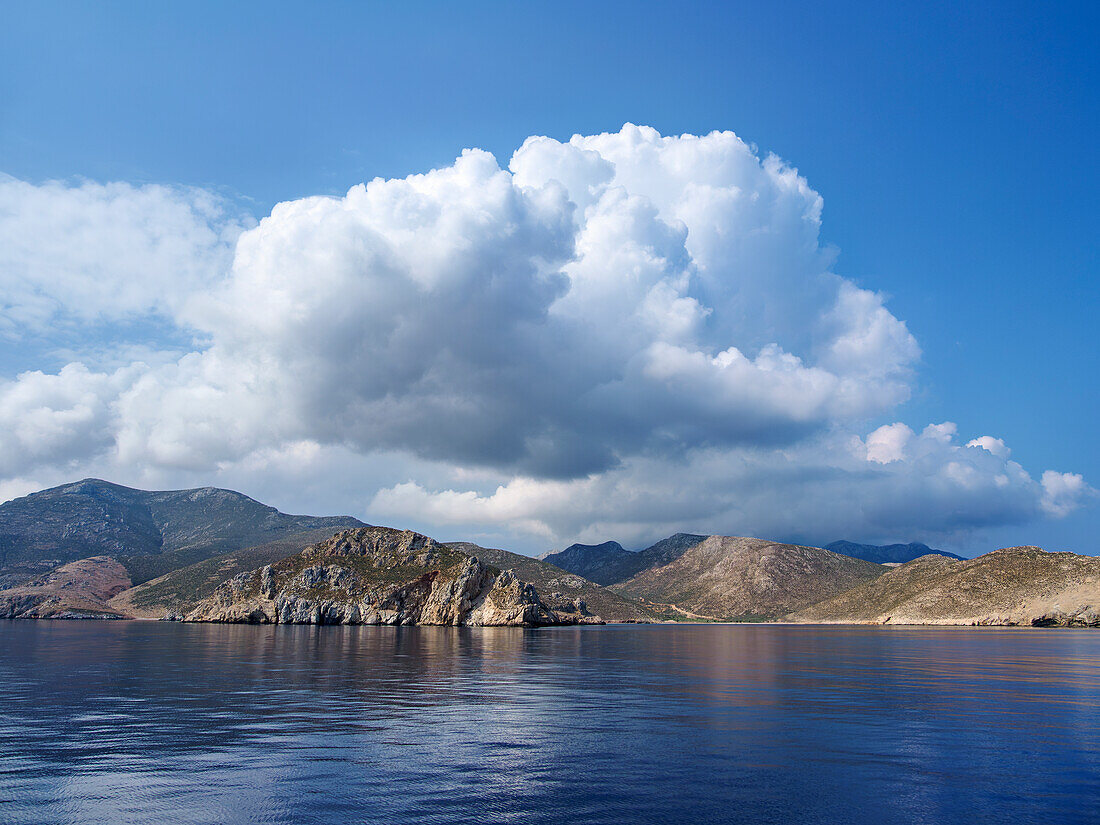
left=0, top=127, right=1091, bottom=548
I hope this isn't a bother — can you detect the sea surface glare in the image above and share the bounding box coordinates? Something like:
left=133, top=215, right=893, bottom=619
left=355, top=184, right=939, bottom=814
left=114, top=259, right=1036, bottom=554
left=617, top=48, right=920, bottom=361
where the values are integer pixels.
left=0, top=622, right=1097, bottom=824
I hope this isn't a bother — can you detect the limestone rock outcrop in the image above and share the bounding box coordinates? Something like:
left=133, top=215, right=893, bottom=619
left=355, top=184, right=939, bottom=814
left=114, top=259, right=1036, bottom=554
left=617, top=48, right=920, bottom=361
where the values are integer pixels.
left=182, top=527, right=602, bottom=627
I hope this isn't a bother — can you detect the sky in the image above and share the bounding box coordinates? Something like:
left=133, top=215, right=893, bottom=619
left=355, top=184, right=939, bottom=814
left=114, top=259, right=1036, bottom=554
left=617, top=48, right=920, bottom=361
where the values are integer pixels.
left=0, top=0, right=1097, bottom=556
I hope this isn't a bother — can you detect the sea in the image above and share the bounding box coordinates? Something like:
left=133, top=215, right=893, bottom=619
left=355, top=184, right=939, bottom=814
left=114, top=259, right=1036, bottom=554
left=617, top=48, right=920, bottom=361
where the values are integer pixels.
left=0, top=621, right=1097, bottom=824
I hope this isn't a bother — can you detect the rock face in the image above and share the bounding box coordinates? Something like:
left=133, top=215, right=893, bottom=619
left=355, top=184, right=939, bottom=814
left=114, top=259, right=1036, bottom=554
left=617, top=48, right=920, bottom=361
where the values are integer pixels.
left=825, top=540, right=963, bottom=565
left=541, top=533, right=706, bottom=586
left=612, top=535, right=885, bottom=620
left=109, top=527, right=366, bottom=619
left=115, top=535, right=660, bottom=623
left=445, top=542, right=663, bottom=622
left=0, top=556, right=132, bottom=619
left=0, top=478, right=364, bottom=587
left=788, top=547, right=1100, bottom=626
left=1032, top=607, right=1100, bottom=627
left=183, top=527, right=602, bottom=627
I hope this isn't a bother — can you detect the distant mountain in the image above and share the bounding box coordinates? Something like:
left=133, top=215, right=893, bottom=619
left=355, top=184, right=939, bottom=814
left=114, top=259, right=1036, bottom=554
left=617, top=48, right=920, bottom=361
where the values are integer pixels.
left=182, top=526, right=599, bottom=626
left=541, top=533, right=706, bottom=585
left=826, top=540, right=964, bottom=565
left=612, top=536, right=884, bottom=620
left=540, top=541, right=638, bottom=585
left=0, top=478, right=365, bottom=586
left=789, top=547, right=1100, bottom=626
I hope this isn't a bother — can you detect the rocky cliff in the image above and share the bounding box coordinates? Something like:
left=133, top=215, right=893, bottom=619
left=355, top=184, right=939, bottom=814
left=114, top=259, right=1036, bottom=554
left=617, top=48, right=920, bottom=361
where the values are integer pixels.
left=446, top=541, right=663, bottom=622
left=183, top=527, right=602, bottom=627
left=109, top=527, right=362, bottom=618
left=788, top=546, right=1100, bottom=626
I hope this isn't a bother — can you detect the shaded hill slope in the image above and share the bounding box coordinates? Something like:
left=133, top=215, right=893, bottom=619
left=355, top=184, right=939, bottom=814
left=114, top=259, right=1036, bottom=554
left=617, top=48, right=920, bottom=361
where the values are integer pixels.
left=541, top=533, right=706, bottom=585
left=613, top=535, right=884, bottom=620
left=539, top=541, right=637, bottom=585
left=109, top=527, right=352, bottom=618
left=826, top=540, right=964, bottom=565
left=789, top=547, right=1100, bottom=626
left=0, top=479, right=365, bottom=585
left=0, top=556, right=132, bottom=619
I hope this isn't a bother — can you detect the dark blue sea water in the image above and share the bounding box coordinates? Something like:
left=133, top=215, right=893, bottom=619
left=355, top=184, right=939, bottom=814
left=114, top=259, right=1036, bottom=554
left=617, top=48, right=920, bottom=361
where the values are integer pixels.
left=0, top=622, right=1097, bottom=825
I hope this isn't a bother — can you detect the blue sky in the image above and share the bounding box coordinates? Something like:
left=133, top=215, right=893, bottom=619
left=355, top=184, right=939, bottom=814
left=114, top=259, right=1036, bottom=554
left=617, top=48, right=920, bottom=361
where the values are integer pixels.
left=0, top=1, right=1096, bottom=554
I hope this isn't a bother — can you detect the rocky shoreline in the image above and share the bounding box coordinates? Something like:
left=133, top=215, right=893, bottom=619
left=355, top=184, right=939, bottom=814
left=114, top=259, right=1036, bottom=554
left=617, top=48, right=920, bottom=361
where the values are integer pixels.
left=1, top=479, right=1096, bottom=629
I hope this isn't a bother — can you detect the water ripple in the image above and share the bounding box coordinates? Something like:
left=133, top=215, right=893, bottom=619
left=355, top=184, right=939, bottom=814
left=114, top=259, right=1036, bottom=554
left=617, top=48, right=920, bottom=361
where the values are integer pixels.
left=0, top=622, right=1097, bottom=824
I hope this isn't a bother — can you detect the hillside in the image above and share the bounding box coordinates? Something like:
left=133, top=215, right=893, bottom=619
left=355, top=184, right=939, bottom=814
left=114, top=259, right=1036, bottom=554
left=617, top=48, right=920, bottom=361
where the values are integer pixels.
left=0, top=479, right=365, bottom=586
left=446, top=542, right=663, bottom=622
left=825, top=540, right=964, bottom=565
left=184, top=527, right=601, bottom=626
left=540, top=541, right=639, bottom=585
left=613, top=535, right=884, bottom=620
left=541, top=533, right=706, bottom=585
left=109, top=527, right=351, bottom=618
left=0, top=556, right=132, bottom=619
left=789, top=547, right=1100, bottom=626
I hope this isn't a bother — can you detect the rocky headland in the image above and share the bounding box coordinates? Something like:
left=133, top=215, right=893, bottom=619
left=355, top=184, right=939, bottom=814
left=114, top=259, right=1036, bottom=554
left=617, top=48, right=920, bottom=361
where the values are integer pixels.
left=181, top=527, right=602, bottom=627
left=445, top=541, right=662, bottom=622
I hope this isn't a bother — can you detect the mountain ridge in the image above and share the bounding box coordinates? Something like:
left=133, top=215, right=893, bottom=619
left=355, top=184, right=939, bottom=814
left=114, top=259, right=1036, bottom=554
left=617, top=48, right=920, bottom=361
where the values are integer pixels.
left=825, top=540, right=964, bottom=565
left=541, top=533, right=707, bottom=585
left=0, top=478, right=365, bottom=586
left=3, top=479, right=1096, bottom=627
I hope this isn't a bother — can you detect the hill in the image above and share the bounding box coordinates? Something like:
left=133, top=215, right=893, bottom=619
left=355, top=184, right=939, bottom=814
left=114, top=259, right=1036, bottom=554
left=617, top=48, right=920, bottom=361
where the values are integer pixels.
left=825, top=540, right=964, bottom=565
left=541, top=533, right=706, bottom=585
left=612, top=535, right=884, bottom=620
left=0, top=556, right=132, bottom=619
left=108, top=527, right=352, bottom=618
left=0, top=478, right=365, bottom=586
left=114, top=532, right=659, bottom=622
left=183, top=527, right=601, bottom=626
left=540, top=541, right=638, bottom=585
left=789, top=547, right=1100, bottom=626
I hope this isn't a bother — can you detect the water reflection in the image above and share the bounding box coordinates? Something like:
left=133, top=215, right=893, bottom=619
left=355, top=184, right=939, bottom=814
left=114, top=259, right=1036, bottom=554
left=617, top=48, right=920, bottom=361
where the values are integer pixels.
left=1, top=622, right=1097, bottom=824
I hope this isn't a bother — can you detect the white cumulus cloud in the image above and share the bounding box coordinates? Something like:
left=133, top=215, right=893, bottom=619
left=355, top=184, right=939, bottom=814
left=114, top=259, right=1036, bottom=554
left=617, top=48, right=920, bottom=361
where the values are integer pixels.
left=0, top=125, right=1091, bottom=551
